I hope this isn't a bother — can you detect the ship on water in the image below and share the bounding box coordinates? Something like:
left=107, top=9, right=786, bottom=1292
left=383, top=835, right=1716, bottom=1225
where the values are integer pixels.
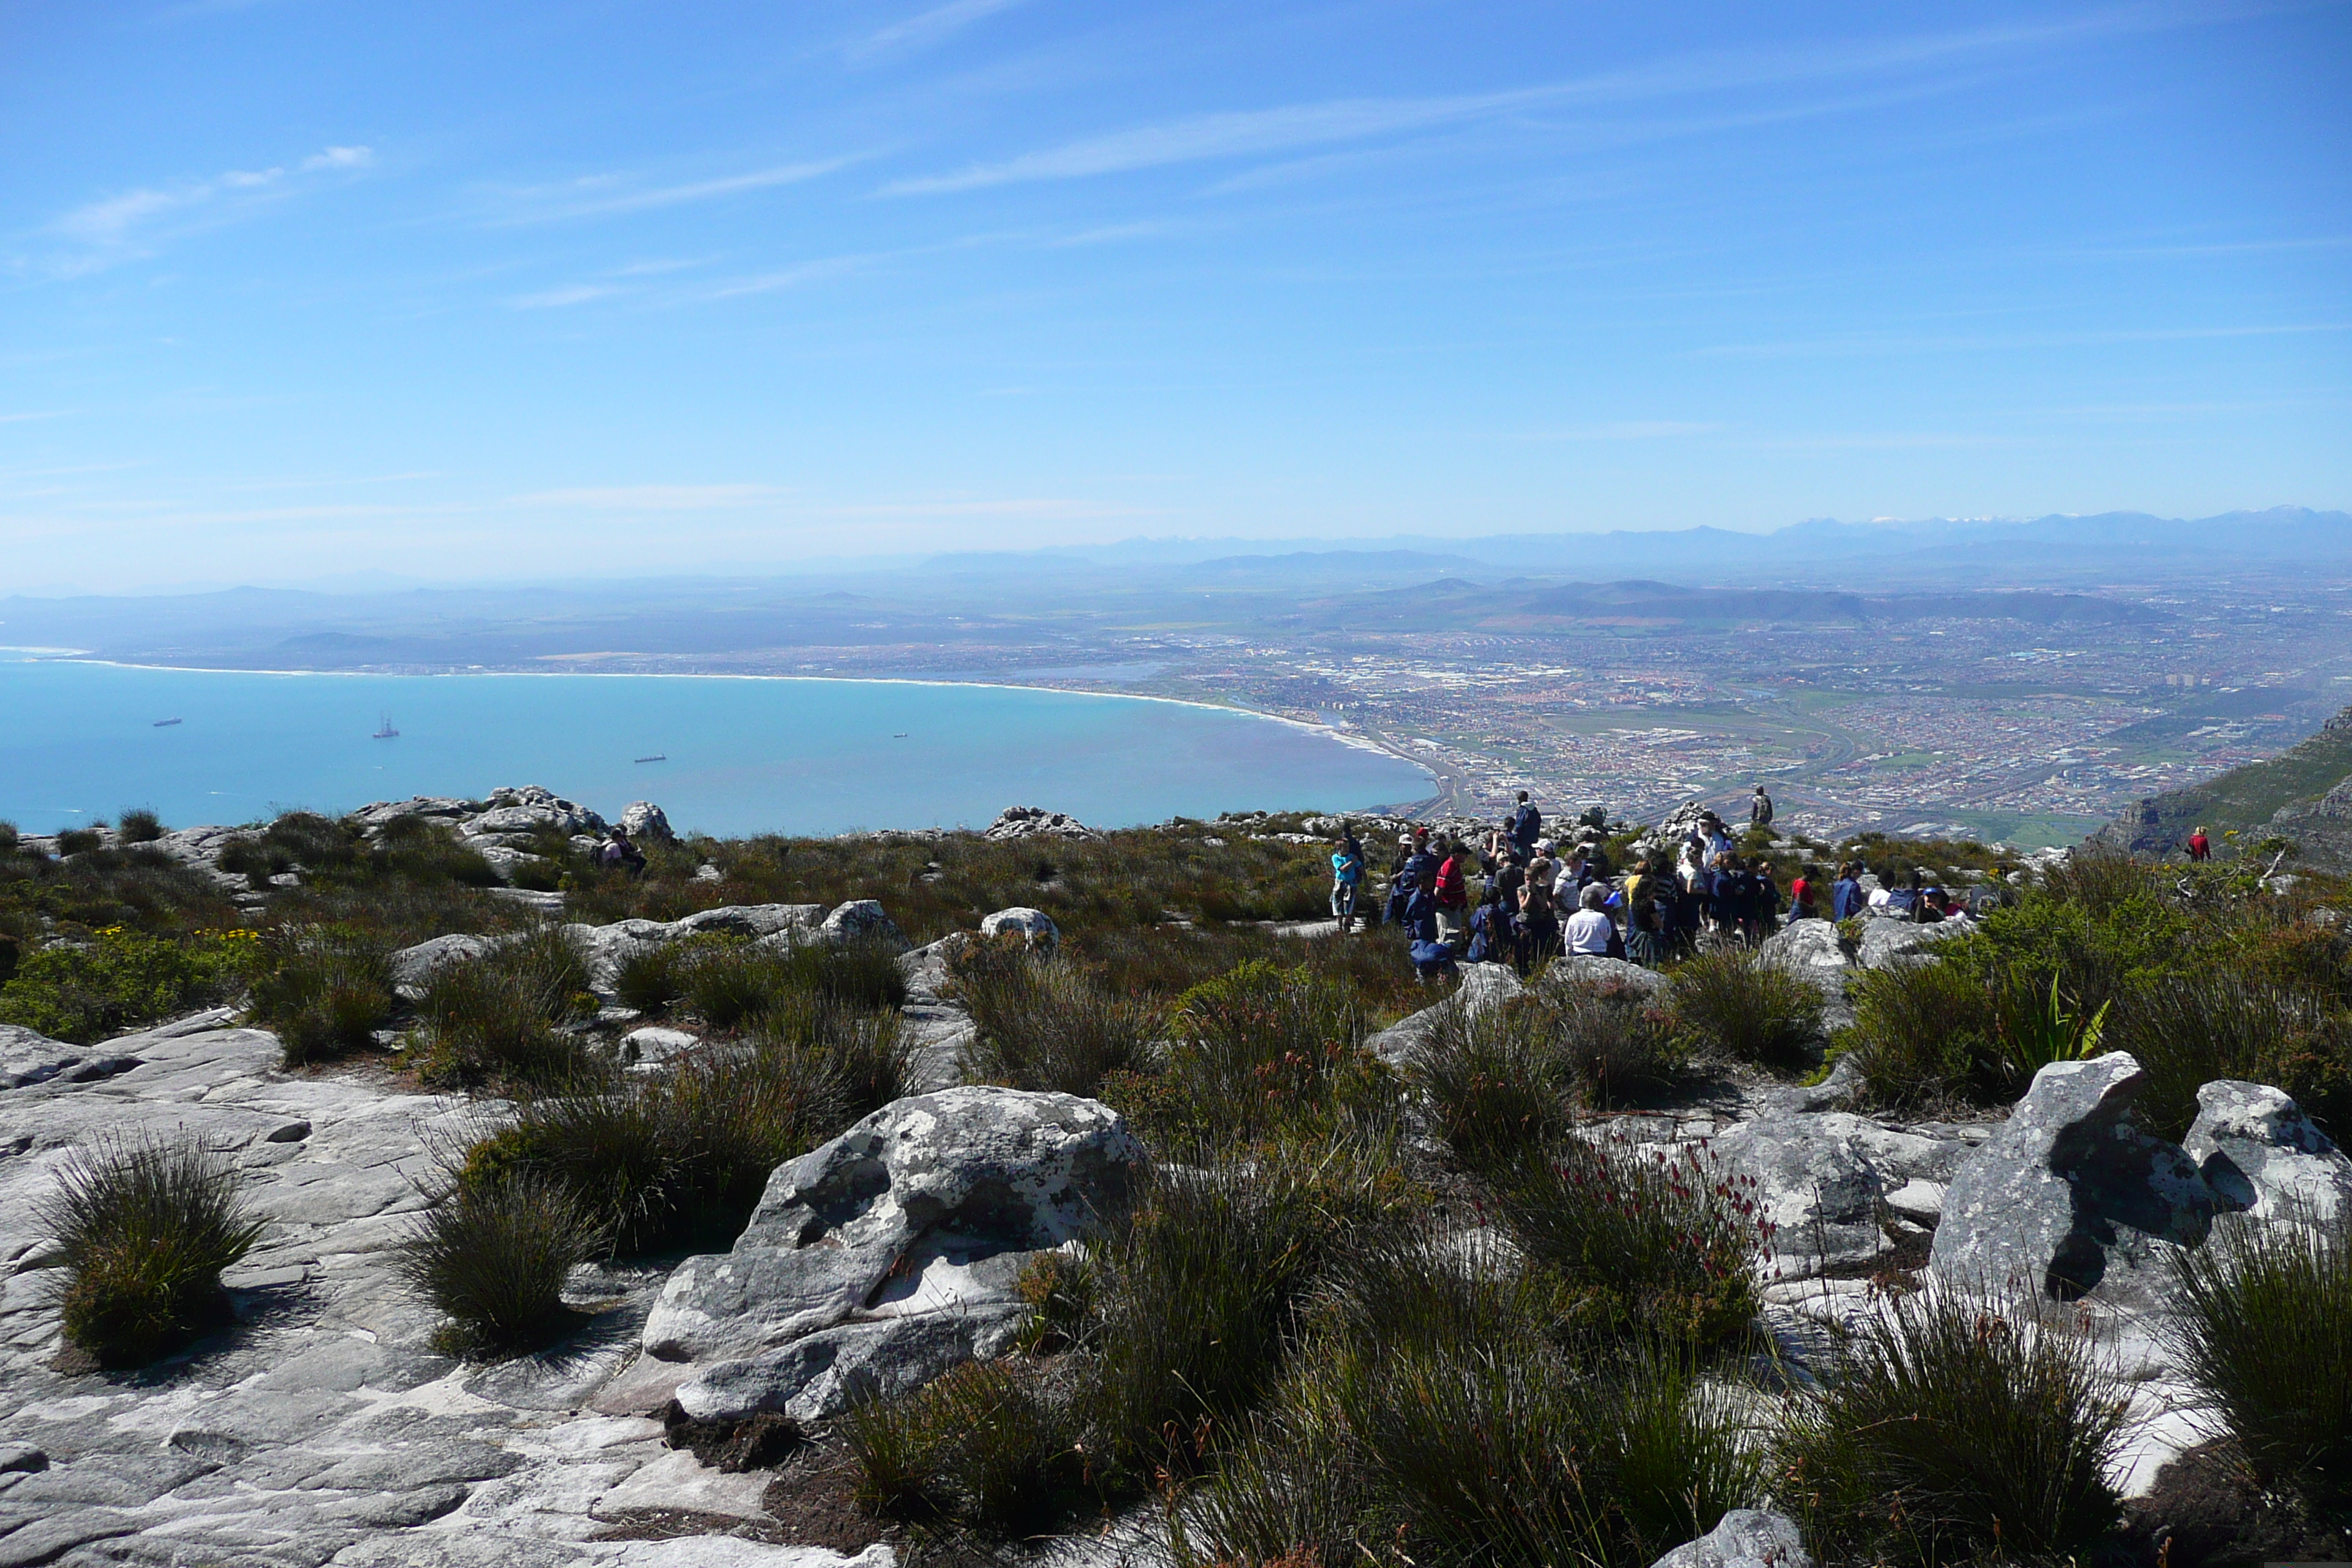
left=372, top=714, right=399, bottom=740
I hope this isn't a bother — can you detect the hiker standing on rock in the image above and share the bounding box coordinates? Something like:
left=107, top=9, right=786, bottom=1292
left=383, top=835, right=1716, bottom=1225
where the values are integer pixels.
left=1751, top=785, right=1774, bottom=829
left=1510, top=791, right=1542, bottom=858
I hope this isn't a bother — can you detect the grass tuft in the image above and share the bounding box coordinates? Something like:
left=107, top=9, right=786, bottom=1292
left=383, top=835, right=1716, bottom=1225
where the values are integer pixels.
left=1776, top=1291, right=2127, bottom=1564
left=395, top=1172, right=600, bottom=1356
left=953, top=937, right=1159, bottom=1096
left=415, top=925, right=596, bottom=1088
left=248, top=923, right=395, bottom=1066
left=40, top=1134, right=263, bottom=1367
left=1665, top=948, right=1823, bottom=1068
left=2166, top=1209, right=2352, bottom=1518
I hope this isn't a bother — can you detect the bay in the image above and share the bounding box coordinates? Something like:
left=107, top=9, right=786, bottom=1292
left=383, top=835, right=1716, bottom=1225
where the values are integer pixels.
left=0, top=658, right=1430, bottom=837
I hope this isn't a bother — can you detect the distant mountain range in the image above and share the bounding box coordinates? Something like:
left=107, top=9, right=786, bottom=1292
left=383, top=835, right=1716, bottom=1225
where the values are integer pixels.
left=1, top=506, right=2340, bottom=666
left=1004, top=506, right=2351, bottom=587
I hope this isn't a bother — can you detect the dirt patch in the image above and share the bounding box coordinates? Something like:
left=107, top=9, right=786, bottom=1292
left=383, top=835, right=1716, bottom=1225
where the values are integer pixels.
left=762, top=1445, right=897, bottom=1558
left=662, top=1403, right=810, bottom=1473
left=2117, top=1439, right=2352, bottom=1567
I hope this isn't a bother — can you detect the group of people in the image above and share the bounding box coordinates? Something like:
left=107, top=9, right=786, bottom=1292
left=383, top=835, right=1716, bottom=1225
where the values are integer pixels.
left=1333, top=789, right=1961, bottom=980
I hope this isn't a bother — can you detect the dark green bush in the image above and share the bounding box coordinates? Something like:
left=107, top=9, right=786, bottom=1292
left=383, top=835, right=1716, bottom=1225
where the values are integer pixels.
left=396, top=1173, right=600, bottom=1356
left=1144, top=960, right=1390, bottom=1148
left=461, top=1019, right=870, bottom=1254
left=1086, top=1145, right=1409, bottom=1480
left=56, top=827, right=104, bottom=856
left=1665, top=948, right=1823, bottom=1068
left=1777, top=1292, right=2127, bottom=1564
left=248, top=924, right=395, bottom=1066
left=415, top=927, right=595, bottom=1088
left=953, top=938, right=1159, bottom=1096
left=41, top=1134, right=262, bottom=1367
left=665, top=932, right=906, bottom=1030
left=0, top=820, right=18, bottom=853
left=1487, top=1135, right=1765, bottom=1349
left=116, top=808, right=165, bottom=844
left=845, top=1360, right=1090, bottom=1531
left=1185, top=1226, right=1763, bottom=1568
left=0, top=926, right=257, bottom=1044
left=2167, top=1212, right=2352, bottom=1519
left=1839, top=960, right=2002, bottom=1114
left=1414, top=994, right=1576, bottom=1169
left=2110, top=973, right=2352, bottom=1142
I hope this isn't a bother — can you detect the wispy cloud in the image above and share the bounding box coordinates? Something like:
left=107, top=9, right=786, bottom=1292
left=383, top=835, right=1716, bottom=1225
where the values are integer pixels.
left=1517, top=421, right=1721, bottom=442
left=510, top=283, right=621, bottom=310
left=882, top=8, right=2192, bottom=195
left=486, top=157, right=862, bottom=224
left=41, top=145, right=372, bottom=273
left=513, top=484, right=786, bottom=510
left=1695, top=320, right=2352, bottom=358
left=851, top=0, right=1026, bottom=60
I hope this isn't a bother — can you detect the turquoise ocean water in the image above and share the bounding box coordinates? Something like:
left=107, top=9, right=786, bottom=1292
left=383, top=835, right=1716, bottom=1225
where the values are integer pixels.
left=0, top=659, right=1431, bottom=837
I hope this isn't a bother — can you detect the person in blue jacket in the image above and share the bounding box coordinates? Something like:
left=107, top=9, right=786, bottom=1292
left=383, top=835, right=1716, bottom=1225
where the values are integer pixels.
left=1831, top=862, right=1866, bottom=921
left=1330, top=827, right=1366, bottom=933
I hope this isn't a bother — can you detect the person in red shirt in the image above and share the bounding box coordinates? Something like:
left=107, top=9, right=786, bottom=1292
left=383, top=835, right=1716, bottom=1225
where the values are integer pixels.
left=1433, top=838, right=1469, bottom=944
left=1787, top=864, right=1818, bottom=921
left=2188, top=826, right=2212, bottom=862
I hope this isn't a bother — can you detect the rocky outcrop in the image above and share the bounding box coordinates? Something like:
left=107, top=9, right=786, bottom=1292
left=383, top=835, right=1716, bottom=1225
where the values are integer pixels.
left=2184, top=1079, right=2352, bottom=1227
left=1857, top=913, right=1977, bottom=969
left=387, top=932, right=502, bottom=1000
left=618, top=801, right=674, bottom=842
left=1931, top=1052, right=2239, bottom=1301
left=0, top=1013, right=869, bottom=1565
left=817, top=900, right=905, bottom=951
left=979, top=906, right=1059, bottom=953
left=640, top=1088, right=1144, bottom=1422
left=1649, top=1509, right=1813, bottom=1568
left=1709, top=1112, right=1979, bottom=1280
left=984, top=806, right=1099, bottom=842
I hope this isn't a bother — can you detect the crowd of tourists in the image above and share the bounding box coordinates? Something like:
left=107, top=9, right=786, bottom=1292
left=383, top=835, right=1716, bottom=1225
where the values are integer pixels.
left=1330, top=788, right=1964, bottom=981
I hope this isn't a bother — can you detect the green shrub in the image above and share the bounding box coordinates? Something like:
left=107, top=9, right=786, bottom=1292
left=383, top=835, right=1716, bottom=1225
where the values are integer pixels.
left=1777, top=1291, right=2127, bottom=1564
left=2166, top=1211, right=2352, bottom=1518
left=1839, top=960, right=2002, bottom=1113
left=1487, top=1136, right=1765, bottom=1349
left=395, top=1172, right=600, bottom=1356
left=953, top=939, right=1158, bottom=1096
left=116, top=808, right=165, bottom=844
left=416, top=927, right=595, bottom=1088
left=0, top=820, right=18, bottom=853
left=247, top=924, right=395, bottom=1066
left=2111, top=973, right=2352, bottom=1141
left=677, top=938, right=797, bottom=1030
left=41, top=1134, right=263, bottom=1367
left=1186, top=1226, right=1764, bottom=1568
left=1146, top=960, right=1390, bottom=1147
left=1665, top=948, right=1823, bottom=1068
left=844, top=1360, right=1089, bottom=1531
left=463, top=1031, right=854, bottom=1254
left=613, top=939, right=693, bottom=1015
left=755, top=990, right=911, bottom=1120
left=56, top=827, right=103, bottom=856
left=1989, top=968, right=2112, bottom=1086
left=1414, top=994, right=1576, bottom=1169
left=0, top=925, right=258, bottom=1044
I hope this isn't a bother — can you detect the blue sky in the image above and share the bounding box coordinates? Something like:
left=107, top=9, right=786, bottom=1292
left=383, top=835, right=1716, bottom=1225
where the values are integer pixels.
left=2, top=0, right=2347, bottom=590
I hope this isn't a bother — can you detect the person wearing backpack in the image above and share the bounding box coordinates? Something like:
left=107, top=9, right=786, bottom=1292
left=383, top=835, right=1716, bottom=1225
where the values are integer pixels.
left=1750, top=785, right=1774, bottom=829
